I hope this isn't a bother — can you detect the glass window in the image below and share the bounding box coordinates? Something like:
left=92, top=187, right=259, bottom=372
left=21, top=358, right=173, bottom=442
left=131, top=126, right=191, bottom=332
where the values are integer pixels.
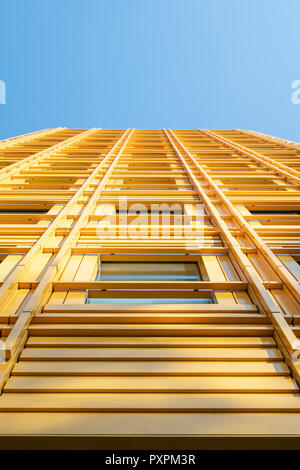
left=278, top=255, right=300, bottom=281
left=87, top=297, right=212, bottom=305
left=0, top=209, right=49, bottom=214
left=250, top=210, right=300, bottom=215
left=292, top=256, right=300, bottom=275
left=96, top=262, right=201, bottom=281
left=0, top=208, right=50, bottom=224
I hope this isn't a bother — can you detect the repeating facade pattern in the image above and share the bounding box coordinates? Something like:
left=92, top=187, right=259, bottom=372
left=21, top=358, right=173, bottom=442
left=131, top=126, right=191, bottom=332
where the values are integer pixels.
left=0, top=128, right=299, bottom=448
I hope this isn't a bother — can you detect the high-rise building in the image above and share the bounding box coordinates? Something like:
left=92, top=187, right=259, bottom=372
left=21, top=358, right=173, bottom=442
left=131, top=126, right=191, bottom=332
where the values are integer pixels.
left=0, top=128, right=299, bottom=449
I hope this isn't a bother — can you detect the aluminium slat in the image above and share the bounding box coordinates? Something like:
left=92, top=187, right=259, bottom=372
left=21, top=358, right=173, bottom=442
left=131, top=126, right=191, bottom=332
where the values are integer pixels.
left=19, top=347, right=282, bottom=361
left=4, top=375, right=296, bottom=393
left=12, top=360, right=289, bottom=377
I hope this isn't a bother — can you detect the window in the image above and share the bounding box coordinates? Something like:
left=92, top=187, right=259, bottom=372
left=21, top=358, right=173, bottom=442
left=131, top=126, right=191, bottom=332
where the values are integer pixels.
left=278, top=255, right=300, bottom=281
left=87, top=297, right=212, bottom=305
left=86, top=261, right=211, bottom=305
left=0, top=209, right=49, bottom=214
left=96, top=262, right=201, bottom=281
left=250, top=210, right=300, bottom=215
left=0, top=209, right=50, bottom=224
left=292, top=256, right=300, bottom=272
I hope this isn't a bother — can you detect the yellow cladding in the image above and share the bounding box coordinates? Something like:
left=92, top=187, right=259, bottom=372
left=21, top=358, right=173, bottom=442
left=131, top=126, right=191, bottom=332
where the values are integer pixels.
left=0, top=128, right=299, bottom=449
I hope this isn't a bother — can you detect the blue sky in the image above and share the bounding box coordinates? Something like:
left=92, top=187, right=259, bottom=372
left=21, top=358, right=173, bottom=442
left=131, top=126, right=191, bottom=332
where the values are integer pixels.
left=1, top=0, right=300, bottom=141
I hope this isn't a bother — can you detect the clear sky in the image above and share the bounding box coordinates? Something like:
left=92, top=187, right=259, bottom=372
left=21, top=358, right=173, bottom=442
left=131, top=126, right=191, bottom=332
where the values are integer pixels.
left=1, top=0, right=300, bottom=141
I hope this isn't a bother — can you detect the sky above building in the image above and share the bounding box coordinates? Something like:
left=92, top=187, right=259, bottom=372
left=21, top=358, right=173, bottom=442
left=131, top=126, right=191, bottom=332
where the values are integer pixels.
left=1, top=0, right=300, bottom=141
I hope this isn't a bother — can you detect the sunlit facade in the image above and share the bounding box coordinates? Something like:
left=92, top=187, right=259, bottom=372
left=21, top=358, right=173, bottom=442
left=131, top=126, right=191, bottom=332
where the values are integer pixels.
left=0, top=128, right=299, bottom=449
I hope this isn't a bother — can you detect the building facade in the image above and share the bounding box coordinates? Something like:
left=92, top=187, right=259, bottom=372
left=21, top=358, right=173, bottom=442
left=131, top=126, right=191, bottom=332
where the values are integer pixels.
left=0, top=128, right=299, bottom=449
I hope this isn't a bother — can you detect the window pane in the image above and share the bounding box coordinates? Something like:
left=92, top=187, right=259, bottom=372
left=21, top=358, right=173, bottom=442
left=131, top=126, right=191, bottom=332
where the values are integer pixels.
left=250, top=210, right=300, bottom=215
left=87, top=298, right=212, bottom=304
left=97, top=262, right=201, bottom=281
left=0, top=209, right=49, bottom=213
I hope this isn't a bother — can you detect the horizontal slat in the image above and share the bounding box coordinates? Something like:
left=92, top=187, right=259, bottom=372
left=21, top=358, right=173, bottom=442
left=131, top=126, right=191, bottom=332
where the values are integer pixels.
left=52, top=281, right=248, bottom=290
left=1, top=393, right=300, bottom=412
left=70, top=246, right=229, bottom=254
left=26, top=336, right=276, bottom=348
left=25, top=313, right=266, bottom=324
left=43, top=304, right=257, bottom=313
left=23, top=324, right=274, bottom=336
left=19, top=347, right=282, bottom=361
left=4, top=376, right=296, bottom=393
left=2, top=412, right=300, bottom=437
left=12, top=360, right=289, bottom=376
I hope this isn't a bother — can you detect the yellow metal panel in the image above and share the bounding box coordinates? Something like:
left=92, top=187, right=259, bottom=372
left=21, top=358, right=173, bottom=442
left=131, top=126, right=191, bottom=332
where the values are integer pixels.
left=0, top=128, right=299, bottom=445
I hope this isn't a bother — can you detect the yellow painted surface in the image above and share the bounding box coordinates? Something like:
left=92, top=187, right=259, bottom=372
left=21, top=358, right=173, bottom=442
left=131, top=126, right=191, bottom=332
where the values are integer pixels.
left=0, top=128, right=299, bottom=447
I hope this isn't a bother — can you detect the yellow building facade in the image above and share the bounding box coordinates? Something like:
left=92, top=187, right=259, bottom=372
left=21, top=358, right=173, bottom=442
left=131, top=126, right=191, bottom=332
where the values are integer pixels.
left=0, top=128, right=299, bottom=449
